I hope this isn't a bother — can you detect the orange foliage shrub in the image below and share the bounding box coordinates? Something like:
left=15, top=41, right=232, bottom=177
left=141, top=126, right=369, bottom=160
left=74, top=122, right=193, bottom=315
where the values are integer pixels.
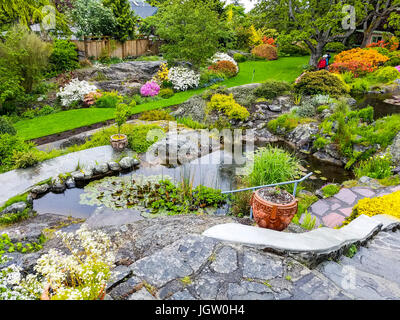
left=251, top=44, right=278, bottom=60
left=329, top=48, right=389, bottom=77
left=262, top=36, right=276, bottom=46
left=208, top=60, right=238, bottom=78
left=367, top=36, right=399, bottom=52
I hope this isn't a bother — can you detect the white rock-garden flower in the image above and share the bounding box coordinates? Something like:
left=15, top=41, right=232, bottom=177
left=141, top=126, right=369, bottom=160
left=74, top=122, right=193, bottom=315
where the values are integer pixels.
left=57, top=79, right=97, bottom=107
left=168, top=66, right=200, bottom=91
left=0, top=224, right=122, bottom=300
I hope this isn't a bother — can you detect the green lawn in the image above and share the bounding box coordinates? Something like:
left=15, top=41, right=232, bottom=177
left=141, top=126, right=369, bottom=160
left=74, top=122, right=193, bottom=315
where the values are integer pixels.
left=15, top=56, right=309, bottom=141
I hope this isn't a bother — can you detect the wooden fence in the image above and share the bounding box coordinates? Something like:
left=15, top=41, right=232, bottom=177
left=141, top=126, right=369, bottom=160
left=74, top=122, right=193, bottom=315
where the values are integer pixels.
left=71, top=38, right=162, bottom=60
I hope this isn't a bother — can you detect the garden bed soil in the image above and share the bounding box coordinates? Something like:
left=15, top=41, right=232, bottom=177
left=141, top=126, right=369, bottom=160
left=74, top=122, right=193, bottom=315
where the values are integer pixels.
left=257, top=187, right=294, bottom=205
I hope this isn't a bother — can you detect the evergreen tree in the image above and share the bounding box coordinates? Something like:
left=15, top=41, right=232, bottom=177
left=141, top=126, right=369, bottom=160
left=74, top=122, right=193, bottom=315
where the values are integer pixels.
left=103, top=0, right=138, bottom=41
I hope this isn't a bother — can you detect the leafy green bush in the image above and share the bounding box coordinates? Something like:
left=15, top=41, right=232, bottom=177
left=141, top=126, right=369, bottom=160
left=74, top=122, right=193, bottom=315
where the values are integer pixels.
left=12, top=149, right=41, bottom=169
left=38, top=105, right=56, bottom=116
left=347, top=106, right=374, bottom=123
left=75, top=124, right=165, bottom=154
left=372, top=66, right=400, bottom=83
left=313, top=136, right=330, bottom=150
left=127, top=124, right=165, bottom=153
left=278, top=43, right=310, bottom=56
left=159, top=88, right=175, bottom=99
left=0, top=134, right=35, bottom=172
left=384, top=51, right=400, bottom=67
left=321, top=184, right=341, bottom=197
left=317, top=105, right=330, bottom=113
left=361, top=114, right=400, bottom=148
left=253, top=80, right=292, bottom=99
left=177, top=117, right=207, bottom=129
left=244, top=146, right=301, bottom=192
left=325, top=42, right=346, bottom=53
left=48, top=40, right=79, bottom=75
left=0, top=25, right=52, bottom=94
left=350, top=78, right=369, bottom=96
left=294, top=70, right=349, bottom=97
left=296, top=193, right=318, bottom=216
left=95, top=91, right=123, bottom=108
left=267, top=113, right=313, bottom=134
left=206, top=94, right=249, bottom=121
left=354, top=155, right=393, bottom=179
left=0, top=116, right=16, bottom=135
left=233, top=53, right=247, bottom=62
left=139, top=109, right=174, bottom=121
left=297, top=103, right=315, bottom=118
left=341, top=71, right=355, bottom=84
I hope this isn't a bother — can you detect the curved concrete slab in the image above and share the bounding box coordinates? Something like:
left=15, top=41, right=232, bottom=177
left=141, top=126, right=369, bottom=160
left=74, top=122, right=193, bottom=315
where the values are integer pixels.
left=202, top=215, right=400, bottom=256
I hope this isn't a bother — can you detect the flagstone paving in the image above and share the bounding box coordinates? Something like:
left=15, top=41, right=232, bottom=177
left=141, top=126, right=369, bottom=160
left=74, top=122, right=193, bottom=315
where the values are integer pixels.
left=309, top=185, right=400, bottom=228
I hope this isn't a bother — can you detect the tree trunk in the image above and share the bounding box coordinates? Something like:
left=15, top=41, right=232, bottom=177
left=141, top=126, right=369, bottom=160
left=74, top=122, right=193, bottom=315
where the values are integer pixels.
left=361, top=27, right=374, bottom=47
left=308, top=43, right=324, bottom=67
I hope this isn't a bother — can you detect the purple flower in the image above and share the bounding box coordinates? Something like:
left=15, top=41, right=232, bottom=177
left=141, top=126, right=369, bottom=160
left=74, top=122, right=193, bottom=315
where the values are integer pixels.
left=140, top=81, right=160, bottom=97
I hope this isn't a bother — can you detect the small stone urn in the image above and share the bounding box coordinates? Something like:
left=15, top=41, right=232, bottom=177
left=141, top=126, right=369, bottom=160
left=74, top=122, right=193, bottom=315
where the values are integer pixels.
left=110, top=134, right=128, bottom=152
left=251, top=188, right=298, bottom=231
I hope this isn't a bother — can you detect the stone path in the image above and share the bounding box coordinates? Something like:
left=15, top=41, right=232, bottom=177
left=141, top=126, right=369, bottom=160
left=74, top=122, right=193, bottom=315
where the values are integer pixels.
left=4, top=214, right=400, bottom=300
left=0, top=146, right=133, bottom=206
left=319, top=229, right=400, bottom=299
left=309, top=185, right=400, bottom=228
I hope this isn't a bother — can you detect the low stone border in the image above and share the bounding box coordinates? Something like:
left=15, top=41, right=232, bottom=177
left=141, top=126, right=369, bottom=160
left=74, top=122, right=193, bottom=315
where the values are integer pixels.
left=202, top=214, right=400, bottom=267
left=0, top=156, right=140, bottom=217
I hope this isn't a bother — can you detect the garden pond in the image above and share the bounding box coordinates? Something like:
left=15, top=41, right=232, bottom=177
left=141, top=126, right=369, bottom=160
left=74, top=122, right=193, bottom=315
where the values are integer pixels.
left=33, top=141, right=353, bottom=219
left=357, top=87, right=400, bottom=119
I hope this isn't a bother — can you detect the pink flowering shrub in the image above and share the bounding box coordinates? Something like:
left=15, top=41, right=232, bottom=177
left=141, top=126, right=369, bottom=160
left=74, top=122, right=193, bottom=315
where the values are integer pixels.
left=140, top=81, right=160, bottom=97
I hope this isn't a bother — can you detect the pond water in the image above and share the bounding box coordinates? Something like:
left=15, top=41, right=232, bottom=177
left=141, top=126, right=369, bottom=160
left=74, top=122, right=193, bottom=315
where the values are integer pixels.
left=356, top=88, right=400, bottom=119
left=33, top=141, right=353, bottom=219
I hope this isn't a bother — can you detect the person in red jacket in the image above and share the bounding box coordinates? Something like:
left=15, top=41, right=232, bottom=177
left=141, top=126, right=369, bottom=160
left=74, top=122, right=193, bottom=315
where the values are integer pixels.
left=317, top=56, right=327, bottom=70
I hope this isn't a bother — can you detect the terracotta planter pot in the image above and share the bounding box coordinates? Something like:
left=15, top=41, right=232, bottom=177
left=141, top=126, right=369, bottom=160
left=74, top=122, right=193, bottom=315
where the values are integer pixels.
left=251, top=188, right=298, bottom=231
left=110, top=134, right=128, bottom=152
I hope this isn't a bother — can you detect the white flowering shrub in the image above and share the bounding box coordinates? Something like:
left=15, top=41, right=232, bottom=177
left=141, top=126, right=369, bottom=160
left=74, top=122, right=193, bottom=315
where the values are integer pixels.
left=57, top=79, right=97, bottom=107
left=311, top=94, right=333, bottom=106
left=168, top=66, right=200, bottom=91
left=0, top=224, right=121, bottom=300
left=0, top=262, right=41, bottom=300
left=211, top=52, right=239, bottom=73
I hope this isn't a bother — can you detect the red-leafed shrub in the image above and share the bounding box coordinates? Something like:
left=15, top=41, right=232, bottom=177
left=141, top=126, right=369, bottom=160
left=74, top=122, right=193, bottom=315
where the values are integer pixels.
left=251, top=44, right=278, bottom=60
left=208, top=60, right=238, bottom=78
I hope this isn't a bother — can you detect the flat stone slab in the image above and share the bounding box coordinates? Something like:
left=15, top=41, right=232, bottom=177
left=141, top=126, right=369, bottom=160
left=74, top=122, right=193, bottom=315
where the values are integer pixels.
left=202, top=215, right=383, bottom=255
left=309, top=185, right=400, bottom=228
left=0, top=146, right=134, bottom=206
left=85, top=207, right=145, bottom=228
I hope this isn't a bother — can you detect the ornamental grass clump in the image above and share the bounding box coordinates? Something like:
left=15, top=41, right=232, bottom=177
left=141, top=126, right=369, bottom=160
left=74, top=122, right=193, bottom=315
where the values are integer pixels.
left=354, top=155, right=393, bottom=179
left=244, top=146, right=301, bottom=192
